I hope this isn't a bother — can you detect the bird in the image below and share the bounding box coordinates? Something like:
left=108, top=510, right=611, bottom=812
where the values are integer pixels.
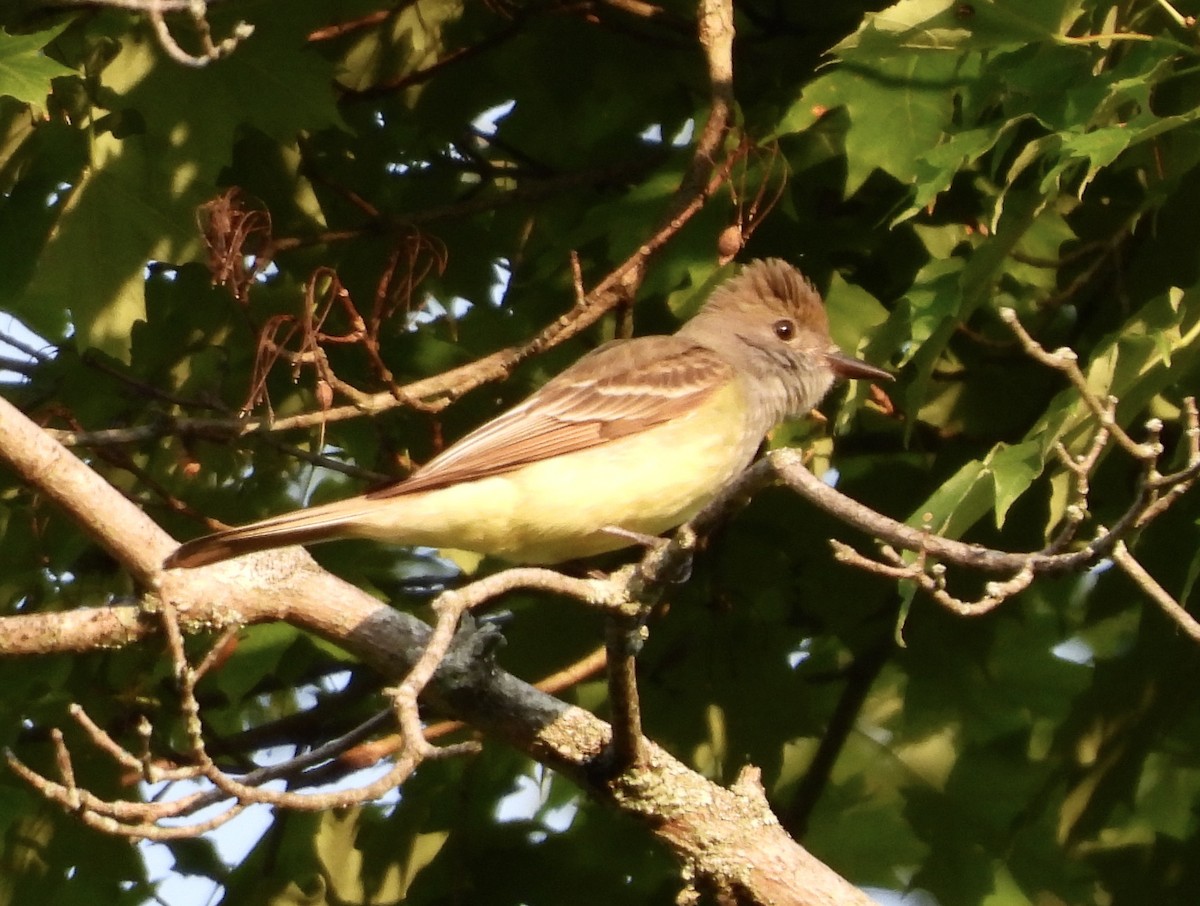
left=164, top=259, right=890, bottom=570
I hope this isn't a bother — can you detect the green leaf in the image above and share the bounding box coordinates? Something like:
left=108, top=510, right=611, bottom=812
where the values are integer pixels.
left=904, top=124, right=1007, bottom=222
left=210, top=623, right=300, bottom=704
left=781, top=52, right=968, bottom=195
left=0, top=25, right=76, bottom=112
left=21, top=136, right=201, bottom=358
left=988, top=440, right=1042, bottom=527
left=826, top=272, right=891, bottom=353
left=832, top=0, right=1086, bottom=58
left=908, top=456, right=994, bottom=538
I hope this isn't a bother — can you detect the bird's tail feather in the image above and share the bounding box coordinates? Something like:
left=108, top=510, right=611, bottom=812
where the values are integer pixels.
left=163, top=499, right=382, bottom=569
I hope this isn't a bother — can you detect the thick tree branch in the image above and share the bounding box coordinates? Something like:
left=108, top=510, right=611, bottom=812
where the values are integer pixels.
left=0, top=394, right=174, bottom=588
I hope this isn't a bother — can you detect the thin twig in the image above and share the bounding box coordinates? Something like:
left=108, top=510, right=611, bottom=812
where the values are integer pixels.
left=331, top=646, right=608, bottom=767
left=603, top=618, right=646, bottom=770
left=999, top=308, right=1157, bottom=460
left=1112, top=541, right=1200, bottom=642
left=1152, top=0, right=1195, bottom=29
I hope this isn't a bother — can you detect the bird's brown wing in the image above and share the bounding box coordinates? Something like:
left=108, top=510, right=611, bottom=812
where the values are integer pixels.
left=368, top=335, right=732, bottom=500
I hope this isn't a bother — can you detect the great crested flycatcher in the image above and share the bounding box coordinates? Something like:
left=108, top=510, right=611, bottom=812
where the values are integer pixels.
left=164, top=259, right=890, bottom=569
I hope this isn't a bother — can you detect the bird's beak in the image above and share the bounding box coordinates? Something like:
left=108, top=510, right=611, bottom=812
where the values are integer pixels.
left=825, top=349, right=892, bottom=383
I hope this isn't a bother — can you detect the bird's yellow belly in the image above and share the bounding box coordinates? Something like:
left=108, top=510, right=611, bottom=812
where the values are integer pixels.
left=349, top=382, right=760, bottom=563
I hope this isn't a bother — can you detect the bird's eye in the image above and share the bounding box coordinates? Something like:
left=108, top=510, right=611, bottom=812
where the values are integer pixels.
left=773, top=319, right=796, bottom=341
